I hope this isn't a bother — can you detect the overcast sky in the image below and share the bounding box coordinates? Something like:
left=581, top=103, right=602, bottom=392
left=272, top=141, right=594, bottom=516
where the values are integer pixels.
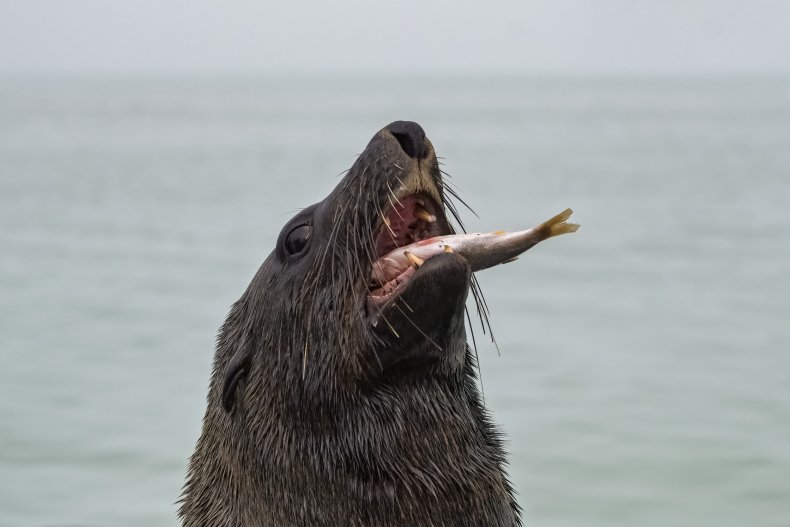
left=1, top=0, right=789, bottom=75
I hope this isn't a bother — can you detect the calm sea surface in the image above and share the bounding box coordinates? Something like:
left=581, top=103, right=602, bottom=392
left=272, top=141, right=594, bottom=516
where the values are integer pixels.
left=1, top=75, right=788, bottom=526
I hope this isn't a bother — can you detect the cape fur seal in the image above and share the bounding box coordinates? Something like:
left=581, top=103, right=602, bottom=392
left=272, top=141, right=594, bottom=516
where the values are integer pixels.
left=179, top=121, right=577, bottom=526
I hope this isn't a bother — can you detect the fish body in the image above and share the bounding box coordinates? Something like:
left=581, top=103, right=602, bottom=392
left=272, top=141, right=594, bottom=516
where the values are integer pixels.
left=372, top=208, right=579, bottom=285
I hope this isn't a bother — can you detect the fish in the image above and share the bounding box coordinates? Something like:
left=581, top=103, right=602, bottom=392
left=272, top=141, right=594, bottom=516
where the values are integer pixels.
left=371, top=208, right=579, bottom=285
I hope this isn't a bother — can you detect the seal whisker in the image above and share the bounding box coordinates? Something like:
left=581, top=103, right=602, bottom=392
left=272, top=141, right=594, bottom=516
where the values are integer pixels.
left=394, top=174, right=408, bottom=190
left=442, top=194, right=466, bottom=233
left=377, top=204, right=399, bottom=247
left=386, top=182, right=403, bottom=207
left=465, top=307, right=486, bottom=402
left=397, top=296, right=414, bottom=313
left=321, top=167, right=360, bottom=210
left=441, top=176, right=479, bottom=219
left=470, top=276, right=499, bottom=353
left=372, top=301, right=400, bottom=339
left=387, top=194, right=406, bottom=222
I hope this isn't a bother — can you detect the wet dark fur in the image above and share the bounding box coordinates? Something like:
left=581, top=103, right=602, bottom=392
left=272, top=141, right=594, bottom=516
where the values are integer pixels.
left=179, top=122, right=522, bottom=526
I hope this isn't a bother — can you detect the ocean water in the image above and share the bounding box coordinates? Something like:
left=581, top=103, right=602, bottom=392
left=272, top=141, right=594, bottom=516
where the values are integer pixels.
left=0, top=75, right=788, bottom=527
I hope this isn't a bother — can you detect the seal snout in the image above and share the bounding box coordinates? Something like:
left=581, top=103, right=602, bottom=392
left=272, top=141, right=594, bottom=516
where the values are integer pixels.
left=386, top=120, right=430, bottom=159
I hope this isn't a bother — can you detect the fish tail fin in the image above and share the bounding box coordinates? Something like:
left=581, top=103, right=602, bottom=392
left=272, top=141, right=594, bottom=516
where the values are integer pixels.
left=538, top=208, right=580, bottom=239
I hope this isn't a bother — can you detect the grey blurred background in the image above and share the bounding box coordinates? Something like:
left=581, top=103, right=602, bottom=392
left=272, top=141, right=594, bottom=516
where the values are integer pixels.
left=1, top=1, right=789, bottom=526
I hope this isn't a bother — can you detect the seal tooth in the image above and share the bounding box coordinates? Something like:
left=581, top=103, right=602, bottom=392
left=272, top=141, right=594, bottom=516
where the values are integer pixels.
left=404, top=250, right=424, bottom=268
left=443, top=245, right=453, bottom=253
left=415, top=207, right=437, bottom=223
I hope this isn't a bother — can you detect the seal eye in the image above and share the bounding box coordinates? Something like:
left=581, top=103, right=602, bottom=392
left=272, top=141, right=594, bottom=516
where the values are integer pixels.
left=284, top=224, right=311, bottom=256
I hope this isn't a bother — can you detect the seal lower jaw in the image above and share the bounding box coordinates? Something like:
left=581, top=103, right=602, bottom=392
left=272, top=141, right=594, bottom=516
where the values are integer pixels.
left=368, top=250, right=472, bottom=372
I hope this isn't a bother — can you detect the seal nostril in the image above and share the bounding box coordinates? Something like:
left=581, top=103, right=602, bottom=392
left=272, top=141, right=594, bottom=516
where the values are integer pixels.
left=387, top=120, right=428, bottom=159
left=392, top=131, right=421, bottom=159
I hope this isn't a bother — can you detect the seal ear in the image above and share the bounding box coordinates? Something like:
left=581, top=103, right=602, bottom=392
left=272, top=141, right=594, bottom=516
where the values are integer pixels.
left=222, top=336, right=252, bottom=413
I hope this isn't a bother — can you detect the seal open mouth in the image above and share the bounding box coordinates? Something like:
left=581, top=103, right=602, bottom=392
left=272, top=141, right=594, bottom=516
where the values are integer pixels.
left=368, top=193, right=450, bottom=304
left=368, top=193, right=579, bottom=307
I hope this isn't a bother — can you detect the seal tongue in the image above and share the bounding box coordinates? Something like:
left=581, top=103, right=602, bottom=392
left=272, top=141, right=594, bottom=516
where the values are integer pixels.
left=371, top=208, right=579, bottom=285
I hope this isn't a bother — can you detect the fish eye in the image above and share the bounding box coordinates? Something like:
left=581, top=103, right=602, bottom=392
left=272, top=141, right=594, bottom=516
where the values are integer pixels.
left=284, top=224, right=311, bottom=256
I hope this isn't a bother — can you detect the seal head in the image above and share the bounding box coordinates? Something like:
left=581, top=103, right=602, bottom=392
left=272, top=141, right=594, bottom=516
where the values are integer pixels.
left=180, top=121, right=522, bottom=526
